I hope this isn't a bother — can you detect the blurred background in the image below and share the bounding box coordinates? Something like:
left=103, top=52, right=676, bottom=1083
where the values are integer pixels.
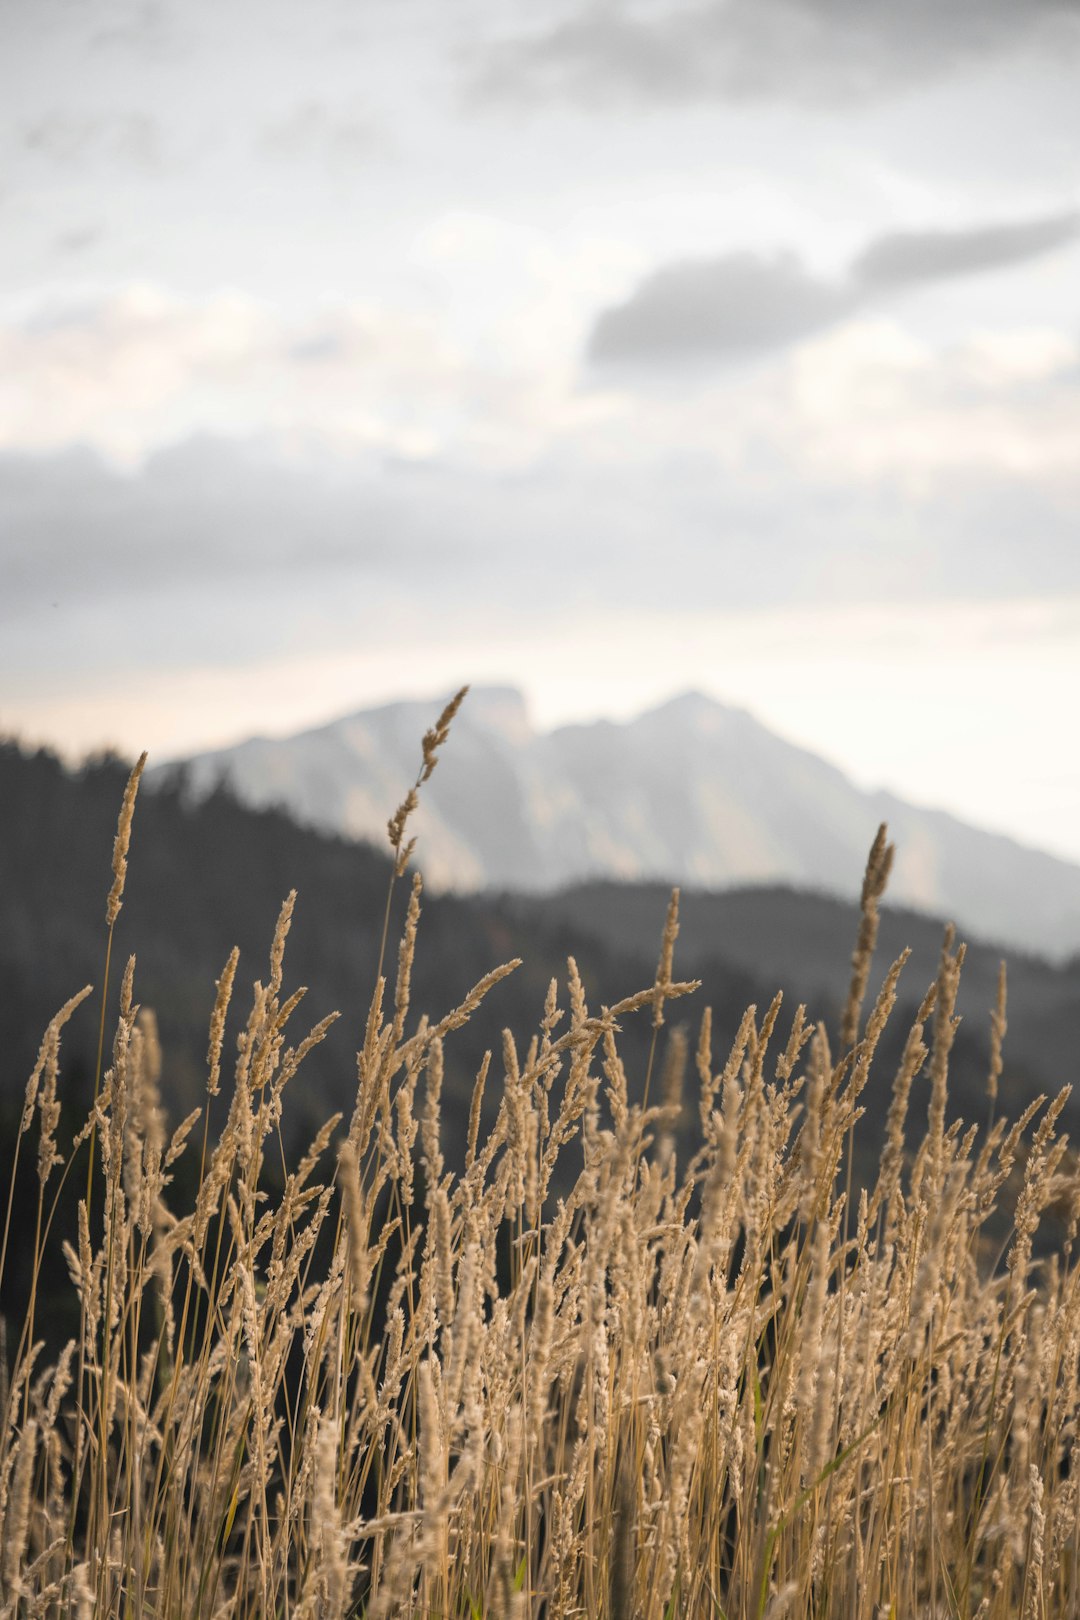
left=3, top=0, right=1080, bottom=863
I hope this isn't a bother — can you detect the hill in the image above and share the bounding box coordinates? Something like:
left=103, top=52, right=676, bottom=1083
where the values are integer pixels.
left=4, top=735, right=1078, bottom=1344
left=4, top=737, right=1076, bottom=1156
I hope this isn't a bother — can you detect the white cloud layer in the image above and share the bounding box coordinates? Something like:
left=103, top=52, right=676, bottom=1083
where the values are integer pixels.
left=3, top=285, right=1080, bottom=497
left=0, top=286, right=582, bottom=469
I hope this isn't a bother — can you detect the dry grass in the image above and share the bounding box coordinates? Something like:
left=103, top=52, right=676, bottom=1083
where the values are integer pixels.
left=2, top=695, right=1079, bottom=1618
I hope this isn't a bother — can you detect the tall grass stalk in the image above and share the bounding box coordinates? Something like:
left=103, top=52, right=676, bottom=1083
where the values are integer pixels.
left=1, top=712, right=1077, bottom=1619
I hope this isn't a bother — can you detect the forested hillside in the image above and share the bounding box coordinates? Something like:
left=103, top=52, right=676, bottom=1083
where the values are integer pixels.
left=4, top=740, right=1073, bottom=1167
left=3, top=737, right=1075, bottom=1351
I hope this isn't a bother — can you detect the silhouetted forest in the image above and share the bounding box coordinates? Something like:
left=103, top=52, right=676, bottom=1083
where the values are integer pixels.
left=3, top=738, right=1075, bottom=1349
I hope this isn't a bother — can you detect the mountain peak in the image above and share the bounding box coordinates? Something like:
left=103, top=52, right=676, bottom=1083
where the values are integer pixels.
left=458, top=685, right=533, bottom=745
left=158, top=686, right=1080, bottom=957
left=647, top=689, right=738, bottom=721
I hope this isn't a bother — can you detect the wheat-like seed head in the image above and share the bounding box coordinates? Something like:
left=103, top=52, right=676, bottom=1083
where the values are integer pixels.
left=105, top=751, right=147, bottom=927
left=8, top=769, right=1077, bottom=1620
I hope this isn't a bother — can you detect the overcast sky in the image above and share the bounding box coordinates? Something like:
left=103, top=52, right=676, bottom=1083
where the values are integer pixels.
left=3, top=0, right=1080, bottom=861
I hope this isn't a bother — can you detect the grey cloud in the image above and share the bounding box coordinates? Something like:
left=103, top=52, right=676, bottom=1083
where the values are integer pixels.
left=53, top=226, right=105, bottom=256
left=588, top=253, right=854, bottom=366
left=21, top=118, right=87, bottom=164
left=0, top=439, right=392, bottom=623
left=476, top=0, right=1080, bottom=109
left=852, top=211, right=1080, bottom=289
left=0, top=436, right=809, bottom=671
left=0, top=440, right=562, bottom=684
left=5, top=432, right=1080, bottom=717
left=285, top=311, right=382, bottom=365
left=5, top=433, right=1080, bottom=661
left=287, top=331, right=348, bottom=364
left=588, top=209, right=1080, bottom=369
left=258, top=101, right=379, bottom=169
left=21, top=112, right=163, bottom=171
left=90, top=1, right=181, bottom=57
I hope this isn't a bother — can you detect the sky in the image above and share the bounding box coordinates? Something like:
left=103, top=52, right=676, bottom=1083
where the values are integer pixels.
left=3, top=0, right=1080, bottom=861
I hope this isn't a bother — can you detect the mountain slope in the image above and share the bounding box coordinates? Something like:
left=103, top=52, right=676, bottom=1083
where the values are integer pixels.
left=6, top=733, right=1080, bottom=1342
left=7, top=738, right=1078, bottom=1152
left=510, top=879, right=1080, bottom=1105
left=157, top=686, right=1080, bottom=958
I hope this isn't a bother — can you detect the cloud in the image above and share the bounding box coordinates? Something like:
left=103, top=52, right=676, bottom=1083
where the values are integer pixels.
left=4, top=405, right=1080, bottom=643
left=5, top=263, right=1080, bottom=505
left=258, top=101, right=380, bottom=169
left=476, top=0, right=1080, bottom=109
left=0, top=287, right=521, bottom=466
left=587, top=209, right=1080, bottom=369
left=53, top=226, right=105, bottom=257
left=90, top=0, right=181, bottom=57
left=588, top=252, right=855, bottom=366
left=0, top=438, right=391, bottom=617
left=852, top=211, right=1080, bottom=289
left=4, top=361, right=1080, bottom=761
left=20, top=111, right=164, bottom=172
left=769, top=319, right=1080, bottom=486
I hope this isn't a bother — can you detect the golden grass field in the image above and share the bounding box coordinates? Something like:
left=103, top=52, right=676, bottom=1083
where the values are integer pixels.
left=1, top=690, right=1077, bottom=1618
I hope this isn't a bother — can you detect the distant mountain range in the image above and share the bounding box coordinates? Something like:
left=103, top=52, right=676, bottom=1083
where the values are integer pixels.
left=155, top=687, right=1080, bottom=959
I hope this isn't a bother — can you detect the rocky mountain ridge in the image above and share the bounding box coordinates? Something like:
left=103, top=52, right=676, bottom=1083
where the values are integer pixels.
left=156, top=686, right=1080, bottom=959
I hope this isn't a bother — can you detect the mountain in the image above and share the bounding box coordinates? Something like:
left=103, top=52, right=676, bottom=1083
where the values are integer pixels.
left=155, top=686, right=1080, bottom=959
